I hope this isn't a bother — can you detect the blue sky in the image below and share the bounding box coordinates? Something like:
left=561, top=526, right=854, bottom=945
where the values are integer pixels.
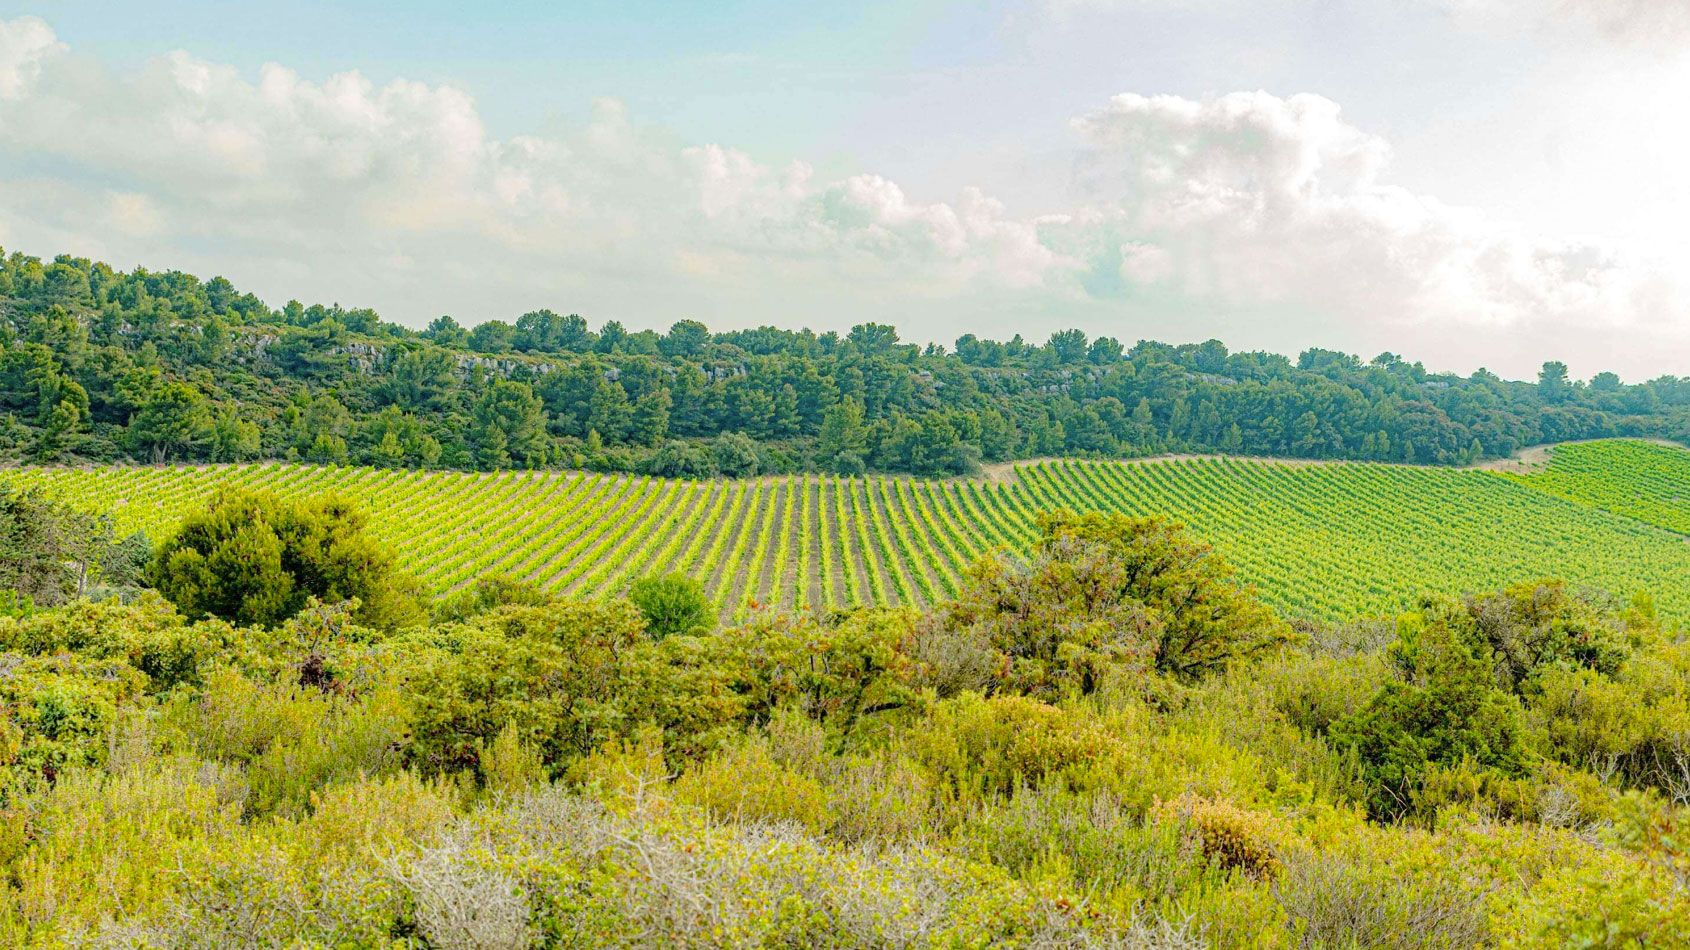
left=28, top=0, right=947, bottom=156
left=3, top=1, right=1690, bottom=378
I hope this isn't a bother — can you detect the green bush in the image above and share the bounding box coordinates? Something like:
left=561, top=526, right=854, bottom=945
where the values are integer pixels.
left=398, top=600, right=651, bottom=775
left=1330, top=602, right=1525, bottom=820
left=0, top=652, right=147, bottom=785
left=430, top=573, right=553, bottom=624
left=1463, top=580, right=1635, bottom=692
left=673, top=737, right=832, bottom=832
left=0, top=594, right=234, bottom=692
left=626, top=572, right=714, bottom=638
left=936, top=510, right=1295, bottom=692
left=149, top=489, right=423, bottom=629
left=157, top=665, right=409, bottom=817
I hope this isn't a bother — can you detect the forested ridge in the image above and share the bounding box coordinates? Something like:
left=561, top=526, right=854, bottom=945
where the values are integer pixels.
left=3, top=248, right=1688, bottom=476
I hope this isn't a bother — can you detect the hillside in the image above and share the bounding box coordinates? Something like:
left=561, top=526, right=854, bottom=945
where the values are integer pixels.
left=6, top=251, right=1690, bottom=478
left=1503, top=439, right=1690, bottom=535
left=9, top=437, right=1689, bottom=622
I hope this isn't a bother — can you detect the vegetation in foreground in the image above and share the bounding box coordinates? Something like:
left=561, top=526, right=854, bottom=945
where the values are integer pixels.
left=5, top=249, right=1689, bottom=478
left=2, top=489, right=1688, bottom=947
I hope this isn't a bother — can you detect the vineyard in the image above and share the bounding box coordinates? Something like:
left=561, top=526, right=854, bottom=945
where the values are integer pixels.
left=1503, top=439, right=1690, bottom=536
left=5, top=438, right=1689, bottom=622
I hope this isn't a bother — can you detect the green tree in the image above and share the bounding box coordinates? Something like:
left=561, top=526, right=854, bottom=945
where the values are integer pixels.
left=288, top=394, right=352, bottom=463
left=585, top=379, right=633, bottom=444
left=468, top=320, right=515, bottom=353
left=1329, top=597, right=1525, bottom=819
left=126, top=381, right=211, bottom=463
left=148, top=490, right=421, bottom=628
left=712, top=432, right=761, bottom=477
left=1, top=487, right=145, bottom=606
left=473, top=380, right=547, bottom=467
left=659, top=320, right=711, bottom=359
left=818, top=398, right=869, bottom=467
left=424, top=314, right=469, bottom=347
left=629, top=388, right=672, bottom=447
left=208, top=406, right=261, bottom=462
left=1034, top=510, right=1294, bottom=680
left=1538, top=360, right=1571, bottom=404
left=1046, top=328, right=1089, bottom=364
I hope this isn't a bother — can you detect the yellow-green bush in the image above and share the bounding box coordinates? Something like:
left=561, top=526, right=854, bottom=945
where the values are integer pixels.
left=673, top=737, right=832, bottom=832
left=1151, top=793, right=1287, bottom=878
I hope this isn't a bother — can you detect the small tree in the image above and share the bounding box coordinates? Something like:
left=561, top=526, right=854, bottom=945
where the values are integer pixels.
left=1, top=486, right=145, bottom=607
left=627, top=573, right=714, bottom=638
left=1330, top=596, right=1525, bottom=819
left=149, top=490, right=421, bottom=628
left=1036, top=510, right=1294, bottom=681
left=433, top=574, right=553, bottom=624
left=925, top=510, right=1293, bottom=698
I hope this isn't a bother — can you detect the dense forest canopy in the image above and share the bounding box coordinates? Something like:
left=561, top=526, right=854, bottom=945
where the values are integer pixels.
left=2, top=248, right=1686, bottom=476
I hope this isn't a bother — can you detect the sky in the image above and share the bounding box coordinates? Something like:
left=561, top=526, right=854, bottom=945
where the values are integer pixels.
left=2, top=1, right=1689, bottom=380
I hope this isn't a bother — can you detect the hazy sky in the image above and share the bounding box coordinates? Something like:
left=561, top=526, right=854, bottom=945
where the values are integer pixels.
left=2, top=1, right=1689, bottom=379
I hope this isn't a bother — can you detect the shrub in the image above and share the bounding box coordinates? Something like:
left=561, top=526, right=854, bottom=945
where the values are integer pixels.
left=932, top=534, right=1160, bottom=699
left=1273, top=849, right=1491, bottom=949
left=1151, top=793, right=1286, bottom=878
left=937, top=510, right=1295, bottom=692
left=0, top=594, right=233, bottom=692
left=905, top=693, right=1126, bottom=798
left=1329, top=602, right=1525, bottom=820
left=158, top=665, right=409, bottom=817
left=1497, top=849, right=1690, bottom=947
left=431, top=574, right=552, bottom=624
left=477, top=722, right=547, bottom=798
left=1463, top=580, right=1635, bottom=692
left=694, top=608, right=922, bottom=735
left=673, top=737, right=832, bottom=832
left=626, top=572, right=714, bottom=638
left=0, top=652, right=147, bottom=784
left=399, top=600, right=650, bottom=775
left=954, top=784, right=1208, bottom=902
left=149, top=490, right=424, bottom=629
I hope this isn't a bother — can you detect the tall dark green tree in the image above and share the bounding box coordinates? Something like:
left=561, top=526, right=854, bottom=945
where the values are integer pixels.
left=126, top=381, right=211, bottom=463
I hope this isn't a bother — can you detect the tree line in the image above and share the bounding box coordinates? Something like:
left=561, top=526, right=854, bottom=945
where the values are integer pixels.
left=3, top=248, right=1687, bottom=476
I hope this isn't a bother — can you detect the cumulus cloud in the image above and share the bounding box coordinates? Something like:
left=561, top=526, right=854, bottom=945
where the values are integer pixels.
left=0, top=16, right=1685, bottom=377
left=0, top=19, right=1069, bottom=310
left=1057, top=90, right=1683, bottom=332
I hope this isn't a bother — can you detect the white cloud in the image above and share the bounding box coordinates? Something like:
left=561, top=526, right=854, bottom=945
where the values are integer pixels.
left=1058, top=90, right=1684, bottom=334
left=0, top=15, right=60, bottom=99
left=1433, top=0, right=1690, bottom=46
left=0, top=17, right=1685, bottom=378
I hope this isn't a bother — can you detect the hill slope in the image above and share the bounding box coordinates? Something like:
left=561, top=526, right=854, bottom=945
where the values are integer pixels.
left=7, top=438, right=1688, bottom=621
left=1503, top=439, right=1690, bottom=536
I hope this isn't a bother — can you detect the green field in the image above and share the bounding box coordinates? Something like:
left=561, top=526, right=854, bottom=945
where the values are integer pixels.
left=5, top=438, right=1689, bottom=621
left=1503, top=439, right=1690, bottom=536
